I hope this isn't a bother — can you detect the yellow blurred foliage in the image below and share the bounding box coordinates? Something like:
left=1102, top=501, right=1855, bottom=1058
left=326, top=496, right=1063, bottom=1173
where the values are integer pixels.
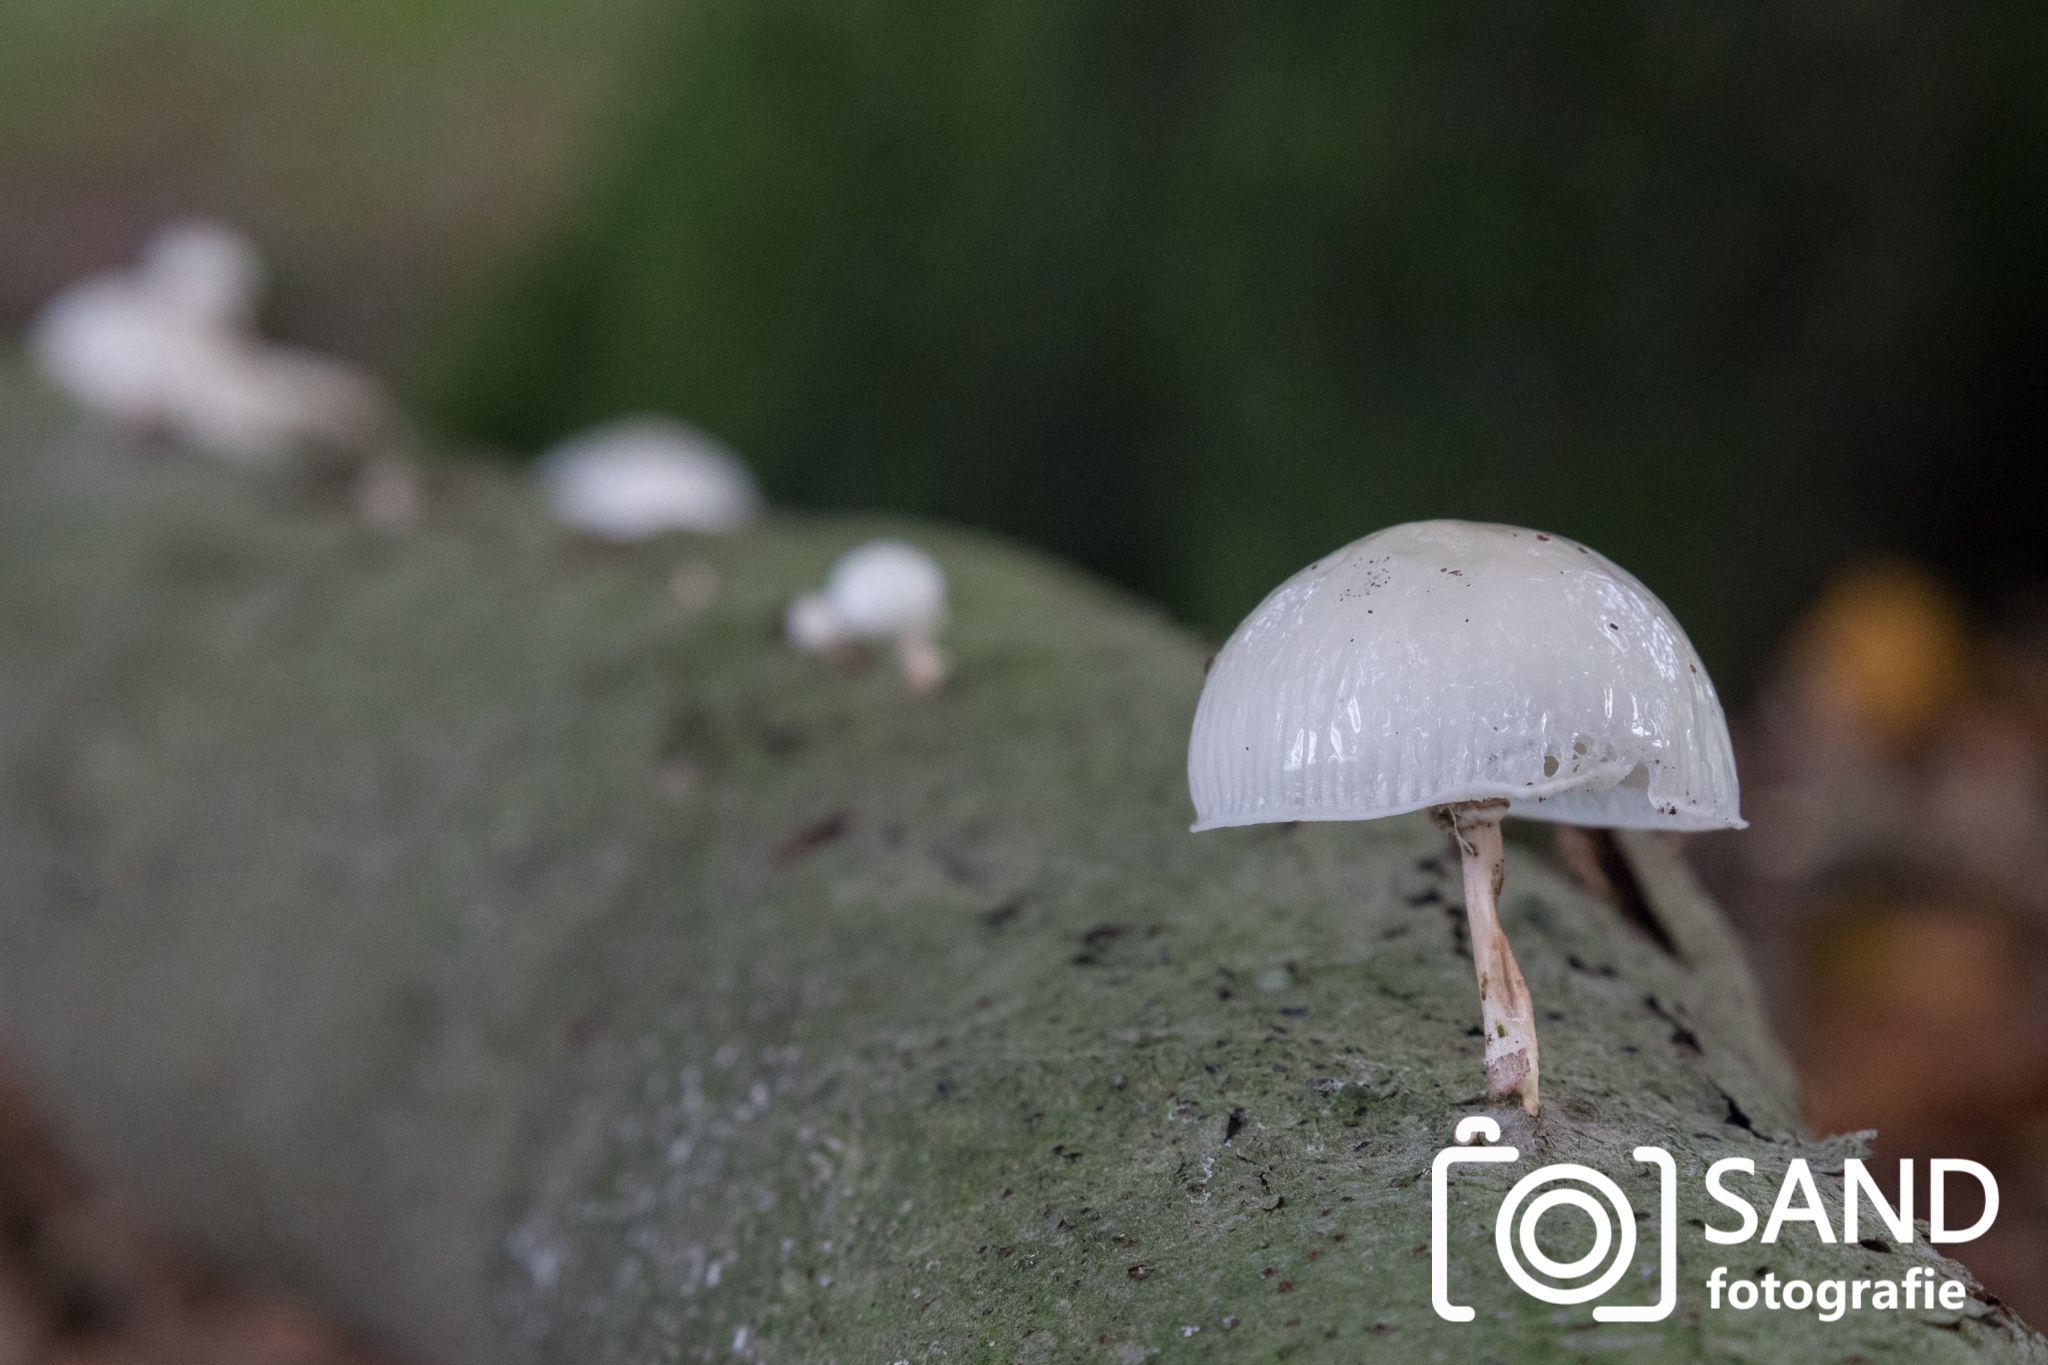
left=1807, top=901, right=2021, bottom=1024
left=1790, top=562, right=1975, bottom=746
left=1799, top=900, right=2041, bottom=1136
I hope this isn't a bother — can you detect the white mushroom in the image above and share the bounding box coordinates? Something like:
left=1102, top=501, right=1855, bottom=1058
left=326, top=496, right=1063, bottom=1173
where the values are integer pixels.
left=134, top=219, right=265, bottom=329
left=783, top=592, right=845, bottom=654
left=157, top=337, right=387, bottom=463
left=1187, top=520, right=1743, bottom=1114
left=27, top=270, right=188, bottom=431
left=30, top=220, right=263, bottom=425
left=786, top=539, right=949, bottom=692
left=27, top=219, right=388, bottom=464
left=535, top=417, right=761, bottom=540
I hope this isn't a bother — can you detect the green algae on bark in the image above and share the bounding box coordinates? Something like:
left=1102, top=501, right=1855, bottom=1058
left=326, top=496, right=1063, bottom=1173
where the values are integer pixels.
left=0, top=373, right=2041, bottom=1363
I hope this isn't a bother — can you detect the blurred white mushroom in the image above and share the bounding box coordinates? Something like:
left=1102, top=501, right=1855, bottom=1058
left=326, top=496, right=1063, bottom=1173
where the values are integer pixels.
left=135, top=220, right=264, bottom=329
left=784, top=592, right=845, bottom=653
left=786, top=540, right=949, bottom=692
left=157, top=337, right=387, bottom=464
left=26, top=218, right=389, bottom=465
left=535, top=417, right=761, bottom=540
left=28, top=271, right=185, bottom=431
left=1188, top=520, right=1743, bottom=1114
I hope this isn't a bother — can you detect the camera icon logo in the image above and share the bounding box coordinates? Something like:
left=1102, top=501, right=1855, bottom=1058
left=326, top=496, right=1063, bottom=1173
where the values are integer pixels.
left=1432, top=1116, right=1676, bottom=1322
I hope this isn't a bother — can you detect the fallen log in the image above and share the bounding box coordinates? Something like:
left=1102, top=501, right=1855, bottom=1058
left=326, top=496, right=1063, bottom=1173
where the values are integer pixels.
left=1, top=372, right=2039, bottom=1362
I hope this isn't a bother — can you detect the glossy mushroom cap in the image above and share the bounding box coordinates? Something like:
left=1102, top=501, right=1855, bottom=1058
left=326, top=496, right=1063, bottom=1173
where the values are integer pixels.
left=1188, top=520, right=1743, bottom=833
left=536, top=417, right=762, bottom=540
left=825, top=540, right=945, bottom=640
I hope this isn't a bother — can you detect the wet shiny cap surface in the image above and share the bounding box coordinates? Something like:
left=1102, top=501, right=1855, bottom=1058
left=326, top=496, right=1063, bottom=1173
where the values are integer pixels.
left=1188, top=520, right=1743, bottom=832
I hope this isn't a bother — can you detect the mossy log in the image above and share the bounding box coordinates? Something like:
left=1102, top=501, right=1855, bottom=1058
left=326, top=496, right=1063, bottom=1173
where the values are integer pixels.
left=1, top=375, right=2040, bottom=1363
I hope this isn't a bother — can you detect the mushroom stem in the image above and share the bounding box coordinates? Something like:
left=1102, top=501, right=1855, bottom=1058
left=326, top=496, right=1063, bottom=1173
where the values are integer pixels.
left=897, top=632, right=950, bottom=694
left=1433, top=801, right=1541, bottom=1115
left=353, top=453, right=421, bottom=529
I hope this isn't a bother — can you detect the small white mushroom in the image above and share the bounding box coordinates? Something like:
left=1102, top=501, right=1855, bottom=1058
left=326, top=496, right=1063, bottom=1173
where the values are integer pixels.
left=30, top=220, right=263, bottom=425
left=134, top=220, right=265, bottom=329
left=28, top=271, right=188, bottom=431
left=535, top=416, right=761, bottom=541
left=1187, top=520, right=1743, bottom=1115
left=27, top=219, right=388, bottom=464
left=158, top=336, right=388, bottom=463
left=783, top=592, right=846, bottom=654
left=786, top=540, right=949, bottom=692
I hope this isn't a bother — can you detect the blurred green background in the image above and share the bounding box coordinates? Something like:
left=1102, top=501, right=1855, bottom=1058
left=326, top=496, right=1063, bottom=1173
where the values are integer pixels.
left=3, top=0, right=2042, bottom=680
left=423, top=0, right=2045, bottom=676
left=0, top=0, right=657, bottom=373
